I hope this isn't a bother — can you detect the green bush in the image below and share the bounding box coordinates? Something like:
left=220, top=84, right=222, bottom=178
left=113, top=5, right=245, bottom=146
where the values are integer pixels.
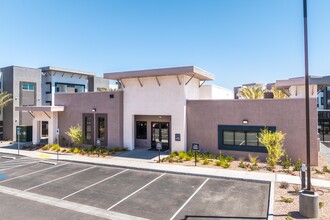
left=293, top=158, right=302, bottom=171
left=184, top=154, right=192, bottom=161
left=178, top=151, right=186, bottom=160
left=42, top=144, right=50, bottom=150
left=258, top=129, right=286, bottom=167
left=73, top=147, right=81, bottom=154
left=65, top=124, right=85, bottom=146
left=323, top=166, right=330, bottom=173
left=248, top=154, right=259, bottom=166
left=50, top=144, right=61, bottom=152
left=282, top=154, right=292, bottom=169
left=203, top=159, right=210, bottom=165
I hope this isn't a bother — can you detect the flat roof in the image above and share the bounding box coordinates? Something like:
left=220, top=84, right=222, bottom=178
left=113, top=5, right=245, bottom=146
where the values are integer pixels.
left=104, top=66, right=215, bottom=81
left=15, top=106, right=65, bottom=112
left=276, top=76, right=330, bottom=88
left=40, top=66, right=95, bottom=76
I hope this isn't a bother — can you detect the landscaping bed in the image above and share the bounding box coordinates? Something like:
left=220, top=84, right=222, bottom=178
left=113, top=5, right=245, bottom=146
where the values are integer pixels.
left=22, top=143, right=128, bottom=158
left=274, top=182, right=330, bottom=220
left=160, top=151, right=330, bottom=181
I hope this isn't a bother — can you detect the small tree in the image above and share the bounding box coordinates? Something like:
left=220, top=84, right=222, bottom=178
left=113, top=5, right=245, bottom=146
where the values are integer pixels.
left=271, top=86, right=288, bottom=99
left=258, top=129, right=286, bottom=167
left=238, top=86, right=265, bottom=99
left=65, top=124, right=85, bottom=147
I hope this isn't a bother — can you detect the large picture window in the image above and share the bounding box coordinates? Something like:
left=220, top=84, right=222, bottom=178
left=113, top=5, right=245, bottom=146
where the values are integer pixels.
left=218, top=125, right=275, bottom=153
left=136, top=121, right=147, bottom=139
left=55, top=83, right=85, bottom=93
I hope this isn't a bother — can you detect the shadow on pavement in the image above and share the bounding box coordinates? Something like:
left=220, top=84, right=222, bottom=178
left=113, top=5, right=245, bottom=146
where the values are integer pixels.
left=116, top=148, right=169, bottom=160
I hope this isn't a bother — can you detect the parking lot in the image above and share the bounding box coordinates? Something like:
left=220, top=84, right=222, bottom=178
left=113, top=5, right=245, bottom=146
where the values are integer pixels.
left=0, top=153, right=271, bottom=220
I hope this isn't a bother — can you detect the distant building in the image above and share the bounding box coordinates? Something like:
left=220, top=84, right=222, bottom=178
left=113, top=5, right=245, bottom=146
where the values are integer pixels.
left=0, top=65, right=110, bottom=141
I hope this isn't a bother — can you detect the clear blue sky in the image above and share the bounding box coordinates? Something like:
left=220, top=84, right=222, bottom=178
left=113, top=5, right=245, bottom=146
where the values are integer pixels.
left=0, top=0, right=329, bottom=89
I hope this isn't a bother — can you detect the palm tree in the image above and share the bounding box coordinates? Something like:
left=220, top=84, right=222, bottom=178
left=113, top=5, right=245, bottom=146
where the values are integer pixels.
left=271, top=86, right=288, bottom=99
left=0, top=92, right=13, bottom=109
left=238, top=86, right=265, bottom=99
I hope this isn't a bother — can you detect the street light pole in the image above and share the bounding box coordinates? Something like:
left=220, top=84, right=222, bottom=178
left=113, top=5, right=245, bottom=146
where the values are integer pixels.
left=303, top=0, right=312, bottom=192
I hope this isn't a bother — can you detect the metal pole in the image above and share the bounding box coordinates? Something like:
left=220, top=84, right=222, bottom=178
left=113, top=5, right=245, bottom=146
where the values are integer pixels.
left=18, top=132, right=20, bottom=156
left=158, top=149, right=161, bottom=163
left=303, top=0, right=312, bottom=192
left=195, top=151, right=197, bottom=166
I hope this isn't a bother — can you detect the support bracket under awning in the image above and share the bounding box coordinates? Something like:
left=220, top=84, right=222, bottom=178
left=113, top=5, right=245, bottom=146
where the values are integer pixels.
left=185, top=74, right=195, bottom=85
left=28, top=111, right=35, bottom=118
left=43, top=111, right=51, bottom=119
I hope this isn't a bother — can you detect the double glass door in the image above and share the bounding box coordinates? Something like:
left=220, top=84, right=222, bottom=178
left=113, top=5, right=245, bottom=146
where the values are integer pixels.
left=151, top=122, right=169, bottom=150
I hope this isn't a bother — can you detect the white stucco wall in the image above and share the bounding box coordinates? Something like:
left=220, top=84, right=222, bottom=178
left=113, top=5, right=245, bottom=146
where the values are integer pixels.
left=288, top=85, right=317, bottom=98
left=122, top=75, right=201, bottom=152
left=199, top=84, right=234, bottom=99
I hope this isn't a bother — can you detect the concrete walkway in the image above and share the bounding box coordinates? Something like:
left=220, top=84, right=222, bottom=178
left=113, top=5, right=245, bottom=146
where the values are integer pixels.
left=1, top=143, right=330, bottom=188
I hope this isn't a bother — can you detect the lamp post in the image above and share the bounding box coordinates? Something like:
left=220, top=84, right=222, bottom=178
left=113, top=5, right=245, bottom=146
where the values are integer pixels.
left=299, top=0, right=319, bottom=218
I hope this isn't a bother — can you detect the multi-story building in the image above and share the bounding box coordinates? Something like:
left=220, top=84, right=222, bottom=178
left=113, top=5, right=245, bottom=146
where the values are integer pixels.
left=0, top=65, right=110, bottom=141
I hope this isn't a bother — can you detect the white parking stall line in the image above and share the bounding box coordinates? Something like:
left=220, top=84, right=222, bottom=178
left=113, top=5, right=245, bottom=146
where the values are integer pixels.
left=107, top=173, right=166, bottom=211
left=61, top=169, right=129, bottom=200
left=25, top=166, right=96, bottom=192
left=169, top=178, right=209, bottom=220
left=0, top=156, right=16, bottom=160
left=0, top=163, right=70, bottom=183
left=0, top=161, right=41, bottom=171
left=0, top=159, right=41, bottom=167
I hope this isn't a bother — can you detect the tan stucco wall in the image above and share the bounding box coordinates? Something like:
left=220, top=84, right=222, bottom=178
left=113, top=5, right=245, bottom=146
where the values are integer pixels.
left=187, top=98, right=319, bottom=165
left=55, top=91, right=123, bottom=148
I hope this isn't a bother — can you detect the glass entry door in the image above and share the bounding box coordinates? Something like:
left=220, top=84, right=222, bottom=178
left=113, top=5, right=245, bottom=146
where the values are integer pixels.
left=151, top=122, right=169, bottom=150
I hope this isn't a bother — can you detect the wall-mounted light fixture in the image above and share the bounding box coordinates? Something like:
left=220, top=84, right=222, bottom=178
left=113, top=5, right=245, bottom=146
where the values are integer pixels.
left=242, top=119, right=248, bottom=124
left=92, top=108, right=96, bottom=112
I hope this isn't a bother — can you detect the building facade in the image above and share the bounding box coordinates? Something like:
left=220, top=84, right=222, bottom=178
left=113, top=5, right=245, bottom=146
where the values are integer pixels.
left=1, top=65, right=110, bottom=141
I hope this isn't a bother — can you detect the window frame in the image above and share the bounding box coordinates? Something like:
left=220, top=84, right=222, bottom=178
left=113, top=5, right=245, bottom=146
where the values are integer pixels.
left=55, top=82, right=85, bottom=93
left=218, top=125, right=276, bottom=153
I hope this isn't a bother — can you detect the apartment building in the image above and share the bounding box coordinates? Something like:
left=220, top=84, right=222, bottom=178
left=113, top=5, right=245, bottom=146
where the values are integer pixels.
left=0, top=65, right=110, bottom=141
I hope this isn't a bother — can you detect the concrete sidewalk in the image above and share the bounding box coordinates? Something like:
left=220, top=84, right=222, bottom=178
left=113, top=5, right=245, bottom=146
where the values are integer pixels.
left=1, top=145, right=330, bottom=188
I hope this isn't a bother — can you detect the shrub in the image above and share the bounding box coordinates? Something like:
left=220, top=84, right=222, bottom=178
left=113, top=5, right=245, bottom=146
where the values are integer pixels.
left=42, top=144, right=50, bottom=150
left=203, top=159, right=210, bottom=165
left=276, top=196, right=294, bottom=203
left=73, top=147, right=81, bottom=154
left=178, top=151, right=186, bottom=160
left=239, top=161, right=247, bottom=169
left=215, top=155, right=231, bottom=168
left=279, top=181, right=289, bottom=189
left=258, top=129, right=286, bottom=167
left=50, top=144, right=61, bottom=152
left=65, top=124, right=85, bottom=147
left=248, top=154, right=259, bottom=166
left=169, top=152, right=178, bottom=157
left=67, top=148, right=74, bottom=153
left=319, top=202, right=324, bottom=209
left=225, top=155, right=235, bottom=162
left=315, top=168, right=325, bottom=175
left=61, top=149, right=67, bottom=153
left=282, top=154, right=292, bottom=169
left=184, top=154, right=192, bottom=161
left=293, top=158, right=302, bottom=171
left=323, top=166, right=330, bottom=173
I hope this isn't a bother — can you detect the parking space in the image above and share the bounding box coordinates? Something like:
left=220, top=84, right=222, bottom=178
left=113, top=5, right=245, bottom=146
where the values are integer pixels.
left=0, top=157, right=270, bottom=220
left=0, top=154, right=41, bottom=170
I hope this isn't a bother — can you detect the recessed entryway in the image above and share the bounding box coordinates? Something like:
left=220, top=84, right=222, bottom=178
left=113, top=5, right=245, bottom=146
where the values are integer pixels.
left=134, top=115, right=171, bottom=150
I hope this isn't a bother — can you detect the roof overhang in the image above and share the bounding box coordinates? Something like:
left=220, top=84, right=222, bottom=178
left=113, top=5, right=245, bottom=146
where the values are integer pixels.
left=103, top=66, right=215, bottom=81
left=15, top=106, right=65, bottom=112
left=276, top=76, right=326, bottom=89
left=40, top=66, right=95, bottom=77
